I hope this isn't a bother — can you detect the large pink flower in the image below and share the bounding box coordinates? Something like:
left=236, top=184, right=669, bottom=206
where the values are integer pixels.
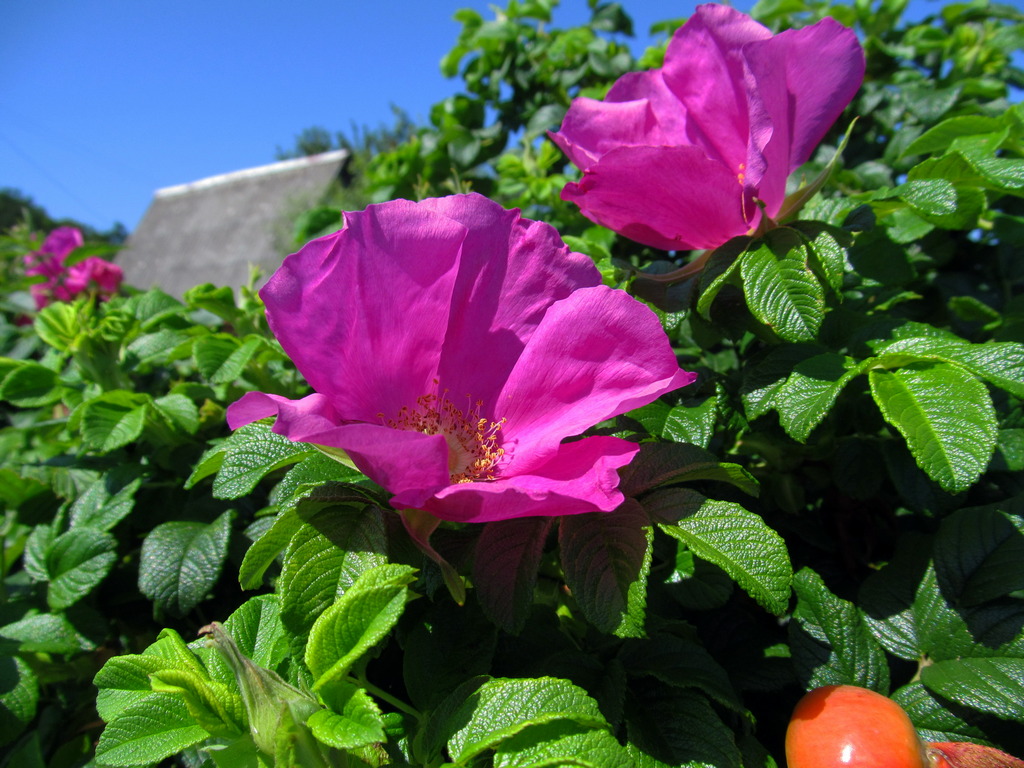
left=23, top=227, right=122, bottom=308
left=550, top=4, right=865, bottom=252
left=64, top=257, right=124, bottom=299
left=228, top=194, right=695, bottom=523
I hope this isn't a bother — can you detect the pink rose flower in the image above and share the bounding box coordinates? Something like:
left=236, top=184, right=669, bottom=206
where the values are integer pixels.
left=228, top=194, right=695, bottom=523
left=550, top=4, right=865, bottom=252
left=64, top=257, right=124, bottom=299
left=23, top=228, right=121, bottom=308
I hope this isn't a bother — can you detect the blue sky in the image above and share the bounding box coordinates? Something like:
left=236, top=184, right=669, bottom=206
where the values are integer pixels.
left=0, top=0, right=968, bottom=234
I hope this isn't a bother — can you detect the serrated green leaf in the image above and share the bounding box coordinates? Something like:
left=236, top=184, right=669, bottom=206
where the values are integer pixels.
left=279, top=501, right=389, bottom=638
left=629, top=394, right=719, bottom=449
left=0, top=611, right=98, bottom=654
left=658, top=495, right=791, bottom=615
left=124, top=329, right=191, bottom=367
left=68, top=469, right=144, bottom=531
left=789, top=221, right=852, bottom=295
left=775, top=354, right=872, bottom=441
left=306, top=564, right=416, bottom=689
left=45, top=527, right=117, bottom=610
left=138, top=510, right=234, bottom=616
left=934, top=506, right=1024, bottom=606
left=33, top=301, right=81, bottom=351
left=893, top=681, right=992, bottom=744
left=873, top=334, right=1024, bottom=398
left=790, top=568, right=890, bottom=691
left=740, top=344, right=822, bottom=420
left=79, top=391, right=150, bottom=453
left=194, top=334, right=262, bottom=384
left=93, top=693, right=208, bottom=766
left=741, top=235, right=825, bottom=342
left=238, top=507, right=303, bottom=590
left=494, top=721, right=633, bottom=768
left=869, top=362, right=998, bottom=493
left=0, top=362, right=61, bottom=407
left=899, top=178, right=985, bottom=230
left=921, top=658, right=1024, bottom=723
left=447, top=677, right=609, bottom=764
left=94, top=654, right=186, bottom=723
left=198, top=595, right=287, bottom=687
left=903, top=115, right=1005, bottom=157
left=696, top=236, right=750, bottom=319
left=307, top=680, right=385, bottom=750
left=150, top=668, right=246, bottom=738
left=152, top=393, right=200, bottom=435
left=473, top=517, right=552, bottom=635
left=626, top=685, right=742, bottom=768
left=0, top=655, right=38, bottom=747
left=559, top=500, right=652, bottom=637
left=213, top=422, right=315, bottom=500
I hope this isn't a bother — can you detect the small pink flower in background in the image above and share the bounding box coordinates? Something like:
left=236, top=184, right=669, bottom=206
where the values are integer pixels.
left=23, top=227, right=122, bottom=308
left=64, top=257, right=123, bottom=299
left=550, top=4, right=865, bottom=252
left=228, top=193, right=694, bottom=524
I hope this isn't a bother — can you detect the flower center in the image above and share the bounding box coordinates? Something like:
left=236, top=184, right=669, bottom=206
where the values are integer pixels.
left=382, top=389, right=506, bottom=484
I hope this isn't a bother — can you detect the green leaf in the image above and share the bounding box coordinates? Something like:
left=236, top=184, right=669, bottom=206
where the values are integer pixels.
left=773, top=354, right=872, bottom=441
left=903, top=115, right=1005, bottom=157
left=279, top=499, right=389, bottom=638
left=933, top=505, right=1024, bottom=606
left=79, top=391, right=150, bottom=453
left=33, top=301, right=81, bottom=351
left=45, top=528, right=117, bottom=610
left=0, top=656, right=38, bottom=747
left=790, top=568, right=890, bottom=691
left=740, top=344, right=822, bottom=420
left=894, top=681, right=993, bottom=744
left=194, top=334, right=263, bottom=384
left=619, top=442, right=758, bottom=498
left=626, top=685, right=742, bottom=768
left=876, top=336, right=1024, bottom=399
left=305, top=564, right=417, bottom=690
left=68, top=469, right=144, bottom=531
left=0, top=362, right=61, bottom=407
left=307, top=680, right=385, bottom=750
left=150, top=668, right=246, bottom=739
left=494, top=722, right=633, bottom=768
left=138, top=510, right=234, bottom=616
left=0, top=611, right=98, bottom=654
left=789, top=221, right=852, bottom=296
left=93, top=693, right=208, bottom=766
left=696, top=236, right=750, bottom=319
left=238, top=507, right=303, bottom=590
left=629, top=394, right=719, bottom=449
left=559, top=500, right=652, bottom=637
left=472, top=517, right=552, bottom=634
left=618, top=634, right=744, bottom=715
left=446, top=677, right=609, bottom=764
left=152, top=393, right=200, bottom=435
left=921, top=658, right=1024, bottom=723
left=869, top=362, right=998, bottom=493
left=898, top=178, right=985, bottom=230
left=741, top=234, right=825, bottom=342
left=657, top=494, right=792, bottom=615
left=213, top=422, right=316, bottom=500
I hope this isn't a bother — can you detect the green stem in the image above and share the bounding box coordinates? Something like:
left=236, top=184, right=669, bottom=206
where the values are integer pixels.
left=632, top=249, right=712, bottom=284
left=355, top=674, right=422, bottom=722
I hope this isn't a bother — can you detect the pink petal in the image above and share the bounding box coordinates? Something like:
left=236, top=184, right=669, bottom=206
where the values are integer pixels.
left=260, top=198, right=464, bottom=423
left=40, top=227, right=83, bottom=259
left=661, top=4, right=772, bottom=181
left=561, top=145, right=759, bottom=251
left=409, top=436, right=640, bottom=523
left=744, top=17, right=866, bottom=215
left=549, top=70, right=687, bottom=169
left=227, top=391, right=450, bottom=506
left=419, top=194, right=600, bottom=409
left=496, top=285, right=695, bottom=464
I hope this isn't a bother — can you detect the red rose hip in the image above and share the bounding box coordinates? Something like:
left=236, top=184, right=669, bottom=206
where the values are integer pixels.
left=786, top=685, right=929, bottom=768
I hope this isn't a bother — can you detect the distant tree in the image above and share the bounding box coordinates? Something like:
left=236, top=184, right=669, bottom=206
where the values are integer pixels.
left=0, top=188, right=127, bottom=244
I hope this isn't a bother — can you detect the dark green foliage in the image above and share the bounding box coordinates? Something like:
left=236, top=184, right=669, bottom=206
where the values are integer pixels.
left=2, top=0, right=1024, bottom=766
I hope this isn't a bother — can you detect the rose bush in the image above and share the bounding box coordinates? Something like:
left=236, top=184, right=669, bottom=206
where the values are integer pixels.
left=23, top=226, right=123, bottom=307
left=550, top=3, right=865, bottom=251
left=228, top=192, right=694, bottom=523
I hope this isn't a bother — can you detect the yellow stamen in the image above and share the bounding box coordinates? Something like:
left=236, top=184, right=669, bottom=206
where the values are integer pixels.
left=382, top=383, right=506, bottom=484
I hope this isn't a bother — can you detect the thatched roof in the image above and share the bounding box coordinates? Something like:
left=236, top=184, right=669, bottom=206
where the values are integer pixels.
left=119, top=149, right=349, bottom=298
